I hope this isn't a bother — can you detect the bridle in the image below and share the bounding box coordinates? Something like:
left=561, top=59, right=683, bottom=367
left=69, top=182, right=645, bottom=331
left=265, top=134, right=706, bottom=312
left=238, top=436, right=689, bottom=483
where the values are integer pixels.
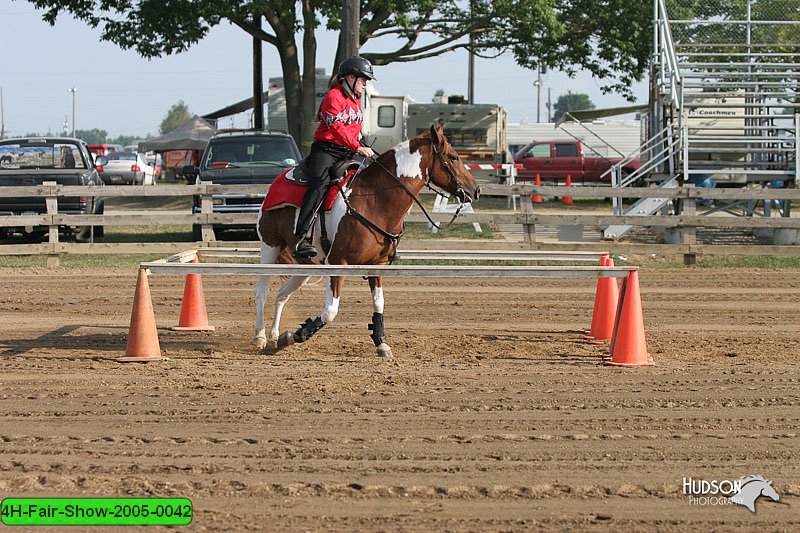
left=430, top=139, right=472, bottom=205
left=334, top=137, right=473, bottom=260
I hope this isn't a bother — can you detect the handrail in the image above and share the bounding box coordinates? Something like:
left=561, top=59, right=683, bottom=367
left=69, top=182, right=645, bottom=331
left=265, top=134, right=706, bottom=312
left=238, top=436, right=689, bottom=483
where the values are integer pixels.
left=656, top=0, right=683, bottom=109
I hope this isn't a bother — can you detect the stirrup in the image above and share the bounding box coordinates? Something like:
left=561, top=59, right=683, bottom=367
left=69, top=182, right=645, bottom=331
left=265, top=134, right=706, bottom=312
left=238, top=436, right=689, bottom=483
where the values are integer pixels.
left=293, top=238, right=317, bottom=259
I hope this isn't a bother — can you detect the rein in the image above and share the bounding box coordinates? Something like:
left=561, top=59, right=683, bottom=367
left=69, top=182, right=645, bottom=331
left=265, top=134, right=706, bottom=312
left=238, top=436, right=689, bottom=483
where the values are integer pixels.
left=333, top=160, right=404, bottom=262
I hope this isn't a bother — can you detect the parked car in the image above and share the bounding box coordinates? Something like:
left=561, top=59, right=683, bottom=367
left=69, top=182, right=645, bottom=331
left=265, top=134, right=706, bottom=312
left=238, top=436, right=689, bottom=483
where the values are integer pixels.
left=513, top=139, right=640, bottom=185
left=183, top=130, right=301, bottom=240
left=144, top=151, right=162, bottom=180
left=87, top=143, right=124, bottom=158
left=0, top=137, right=105, bottom=241
left=98, top=151, right=156, bottom=185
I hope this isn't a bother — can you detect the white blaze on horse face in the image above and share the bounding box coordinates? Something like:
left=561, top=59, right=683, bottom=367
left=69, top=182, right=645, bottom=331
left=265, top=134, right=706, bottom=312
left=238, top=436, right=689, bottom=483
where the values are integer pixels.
left=394, top=140, right=422, bottom=179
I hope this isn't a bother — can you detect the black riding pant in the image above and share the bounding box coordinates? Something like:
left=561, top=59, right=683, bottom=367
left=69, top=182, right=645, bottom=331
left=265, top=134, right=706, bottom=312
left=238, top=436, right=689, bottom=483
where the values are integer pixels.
left=295, top=141, right=351, bottom=237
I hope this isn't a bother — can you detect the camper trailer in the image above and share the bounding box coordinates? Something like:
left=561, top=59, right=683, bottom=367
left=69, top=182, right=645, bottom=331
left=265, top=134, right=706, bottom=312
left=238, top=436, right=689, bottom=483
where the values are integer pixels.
left=267, top=73, right=510, bottom=183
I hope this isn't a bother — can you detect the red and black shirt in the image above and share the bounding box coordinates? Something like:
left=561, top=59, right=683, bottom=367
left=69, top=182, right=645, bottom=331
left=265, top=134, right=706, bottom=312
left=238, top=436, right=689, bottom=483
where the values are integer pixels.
left=314, top=83, right=364, bottom=153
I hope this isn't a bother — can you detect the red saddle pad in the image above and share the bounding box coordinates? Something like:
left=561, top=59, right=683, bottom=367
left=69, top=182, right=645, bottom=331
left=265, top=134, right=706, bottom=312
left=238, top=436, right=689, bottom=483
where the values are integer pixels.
left=261, top=168, right=351, bottom=212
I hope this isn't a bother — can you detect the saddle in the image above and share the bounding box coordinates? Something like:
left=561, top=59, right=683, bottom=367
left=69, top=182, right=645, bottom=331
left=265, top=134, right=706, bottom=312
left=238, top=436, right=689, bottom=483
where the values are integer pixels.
left=284, top=156, right=361, bottom=184
left=261, top=159, right=361, bottom=213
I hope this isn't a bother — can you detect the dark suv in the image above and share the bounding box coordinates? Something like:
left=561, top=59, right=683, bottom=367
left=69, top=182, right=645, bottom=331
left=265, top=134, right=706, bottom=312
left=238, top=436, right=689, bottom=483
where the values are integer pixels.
left=184, top=130, right=301, bottom=240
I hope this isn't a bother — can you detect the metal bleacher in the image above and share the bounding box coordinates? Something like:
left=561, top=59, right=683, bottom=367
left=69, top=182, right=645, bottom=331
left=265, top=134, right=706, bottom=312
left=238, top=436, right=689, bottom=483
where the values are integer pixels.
left=603, top=0, right=800, bottom=240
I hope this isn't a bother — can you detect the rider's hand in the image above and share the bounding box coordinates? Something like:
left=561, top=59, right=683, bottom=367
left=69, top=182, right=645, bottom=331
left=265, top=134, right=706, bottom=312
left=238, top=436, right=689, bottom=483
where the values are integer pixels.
left=358, top=146, right=376, bottom=159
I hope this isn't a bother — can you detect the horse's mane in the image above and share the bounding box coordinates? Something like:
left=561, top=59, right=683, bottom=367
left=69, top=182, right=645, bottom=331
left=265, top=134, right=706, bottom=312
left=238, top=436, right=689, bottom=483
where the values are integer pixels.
left=738, top=475, right=769, bottom=486
left=358, top=130, right=436, bottom=182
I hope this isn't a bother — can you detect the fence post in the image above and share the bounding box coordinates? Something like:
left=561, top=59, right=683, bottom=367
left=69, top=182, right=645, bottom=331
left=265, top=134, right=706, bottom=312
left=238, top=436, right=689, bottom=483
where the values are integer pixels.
left=43, top=181, right=60, bottom=269
left=520, top=193, right=536, bottom=244
left=681, top=185, right=697, bottom=266
left=200, top=183, right=215, bottom=242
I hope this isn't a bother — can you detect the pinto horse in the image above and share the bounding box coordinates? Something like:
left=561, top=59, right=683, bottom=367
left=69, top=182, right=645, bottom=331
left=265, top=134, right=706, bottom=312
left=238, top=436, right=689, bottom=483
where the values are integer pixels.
left=253, top=125, right=481, bottom=357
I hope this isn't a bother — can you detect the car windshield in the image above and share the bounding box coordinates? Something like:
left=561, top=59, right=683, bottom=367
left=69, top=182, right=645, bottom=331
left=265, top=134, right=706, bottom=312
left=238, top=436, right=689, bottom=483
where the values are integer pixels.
left=202, top=137, right=298, bottom=169
left=0, top=142, right=86, bottom=169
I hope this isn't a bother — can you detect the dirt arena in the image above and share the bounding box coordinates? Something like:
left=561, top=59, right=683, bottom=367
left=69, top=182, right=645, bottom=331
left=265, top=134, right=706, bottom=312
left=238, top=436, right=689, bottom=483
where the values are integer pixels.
left=1, top=261, right=798, bottom=531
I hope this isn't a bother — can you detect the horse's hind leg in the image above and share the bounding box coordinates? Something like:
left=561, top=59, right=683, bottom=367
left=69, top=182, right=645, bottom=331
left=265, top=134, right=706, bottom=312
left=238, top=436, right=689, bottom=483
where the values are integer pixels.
left=368, top=276, right=393, bottom=358
left=278, top=275, right=343, bottom=348
left=252, top=242, right=280, bottom=349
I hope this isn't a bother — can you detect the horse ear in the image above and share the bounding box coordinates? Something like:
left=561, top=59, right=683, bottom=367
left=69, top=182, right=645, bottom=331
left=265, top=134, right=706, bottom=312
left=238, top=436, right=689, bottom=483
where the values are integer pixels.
left=430, top=124, right=444, bottom=148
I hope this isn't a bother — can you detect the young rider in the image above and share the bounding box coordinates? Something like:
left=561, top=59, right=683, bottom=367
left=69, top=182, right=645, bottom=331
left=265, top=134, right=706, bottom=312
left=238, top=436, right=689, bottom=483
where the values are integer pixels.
left=293, top=55, right=377, bottom=259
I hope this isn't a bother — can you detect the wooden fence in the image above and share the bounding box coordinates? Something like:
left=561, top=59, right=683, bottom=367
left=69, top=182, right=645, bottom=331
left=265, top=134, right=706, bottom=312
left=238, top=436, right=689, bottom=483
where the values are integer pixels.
left=1, top=182, right=799, bottom=266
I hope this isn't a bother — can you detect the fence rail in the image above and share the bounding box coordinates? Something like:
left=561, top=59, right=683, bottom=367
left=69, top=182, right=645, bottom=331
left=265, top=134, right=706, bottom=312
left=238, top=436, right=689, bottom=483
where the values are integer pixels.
left=1, top=183, right=799, bottom=265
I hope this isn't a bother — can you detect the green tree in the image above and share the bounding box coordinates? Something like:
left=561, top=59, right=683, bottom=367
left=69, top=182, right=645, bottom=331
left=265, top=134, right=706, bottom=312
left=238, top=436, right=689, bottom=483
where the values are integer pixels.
left=160, top=101, right=192, bottom=135
left=553, top=92, right=595, bottom=123
left=28, top=1, right=653, bottom=148
left=110, top=134, right=150, bottom=147
left=75, top=128, right=108, bottom=144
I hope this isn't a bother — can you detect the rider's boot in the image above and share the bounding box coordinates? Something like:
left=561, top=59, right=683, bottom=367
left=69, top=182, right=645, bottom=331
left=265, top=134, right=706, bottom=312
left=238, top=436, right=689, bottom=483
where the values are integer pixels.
left=293, top=187, right=326, bottom=259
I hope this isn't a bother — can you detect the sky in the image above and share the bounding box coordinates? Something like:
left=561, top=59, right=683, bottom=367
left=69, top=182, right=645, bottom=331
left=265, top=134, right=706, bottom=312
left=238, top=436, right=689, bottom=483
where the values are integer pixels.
left=0, top=2, right=647, bottom=139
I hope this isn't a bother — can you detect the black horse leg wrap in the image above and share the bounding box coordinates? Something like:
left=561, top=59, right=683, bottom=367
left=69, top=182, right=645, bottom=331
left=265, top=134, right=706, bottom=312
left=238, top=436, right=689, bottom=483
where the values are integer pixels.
left=368, top=312, right=387, bottom=347
left=293, top=316, right=325, bottom=343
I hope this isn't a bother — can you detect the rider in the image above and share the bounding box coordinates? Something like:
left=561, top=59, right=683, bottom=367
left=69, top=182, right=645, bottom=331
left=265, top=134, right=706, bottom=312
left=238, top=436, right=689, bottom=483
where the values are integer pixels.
left=293, top=55, right=377, bottom=259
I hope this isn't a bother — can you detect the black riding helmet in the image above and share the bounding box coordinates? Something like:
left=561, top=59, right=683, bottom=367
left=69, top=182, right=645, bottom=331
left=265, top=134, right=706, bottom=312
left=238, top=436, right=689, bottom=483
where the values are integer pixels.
left=338, top=56, right=376, bottom=80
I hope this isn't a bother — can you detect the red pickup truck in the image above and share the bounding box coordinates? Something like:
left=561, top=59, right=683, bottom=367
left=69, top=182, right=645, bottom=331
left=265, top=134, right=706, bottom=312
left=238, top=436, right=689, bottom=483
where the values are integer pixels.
left=513, top=140, right=639, bottom=184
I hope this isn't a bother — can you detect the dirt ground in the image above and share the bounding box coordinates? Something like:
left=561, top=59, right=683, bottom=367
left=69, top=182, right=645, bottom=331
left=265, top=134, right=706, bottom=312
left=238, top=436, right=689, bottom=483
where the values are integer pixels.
left=1, top=263, right=798, bottom=531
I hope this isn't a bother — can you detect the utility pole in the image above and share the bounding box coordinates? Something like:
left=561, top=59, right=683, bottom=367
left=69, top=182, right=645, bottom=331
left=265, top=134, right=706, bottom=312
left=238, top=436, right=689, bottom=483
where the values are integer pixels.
left=68, top=87, right=77, bottom=137
left=468, top=34, right=475, bottom=104
left=0, top=86, right=5, bottom=140
left=547, top=88, right=552, bottom=123
left=534, top=67, right=542, bottom=123
left=252, top=13, right=264, bottom=130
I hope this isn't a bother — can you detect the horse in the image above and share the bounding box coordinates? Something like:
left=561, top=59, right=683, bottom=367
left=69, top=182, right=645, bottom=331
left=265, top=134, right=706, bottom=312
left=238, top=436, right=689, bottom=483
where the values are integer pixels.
left=252, top=125, right=481, bottom=357
left=728, top=475, right=780, bottom=512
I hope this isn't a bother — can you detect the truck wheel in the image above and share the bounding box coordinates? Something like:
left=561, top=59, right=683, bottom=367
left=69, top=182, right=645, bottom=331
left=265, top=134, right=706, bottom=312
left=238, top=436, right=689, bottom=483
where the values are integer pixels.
left=93, top=200, right=105, bottom=239
left=76, top=200, right=104, bottom=242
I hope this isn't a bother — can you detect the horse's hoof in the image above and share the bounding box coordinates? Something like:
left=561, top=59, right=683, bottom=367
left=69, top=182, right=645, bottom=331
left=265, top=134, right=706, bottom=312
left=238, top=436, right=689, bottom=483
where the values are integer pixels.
left=252, top=336, right=267, bottom=350
left=265, top=337, right=278, bottom=350
left=376, top=343, right=393, bottom=358
left=276, top=330, right=295, bottom=349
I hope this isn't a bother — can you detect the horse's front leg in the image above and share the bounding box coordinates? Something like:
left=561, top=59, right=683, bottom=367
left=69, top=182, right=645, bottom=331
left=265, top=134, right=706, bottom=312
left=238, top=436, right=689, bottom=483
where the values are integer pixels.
left=368, top=276, right=393, bottom=358
left=278, top=275, right=344, bottom=348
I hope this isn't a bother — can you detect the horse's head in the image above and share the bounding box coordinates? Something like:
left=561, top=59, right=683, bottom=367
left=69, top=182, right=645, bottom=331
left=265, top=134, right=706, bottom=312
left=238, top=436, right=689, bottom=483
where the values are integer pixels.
left=425, top=125, right=481, bottom=203
left=760, top=480, right=780, bottom=502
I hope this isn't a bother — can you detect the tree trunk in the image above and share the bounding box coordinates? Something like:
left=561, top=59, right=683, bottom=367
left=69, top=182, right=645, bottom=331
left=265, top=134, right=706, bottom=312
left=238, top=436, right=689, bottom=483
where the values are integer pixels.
left=300, top=0, right=318, bottom=155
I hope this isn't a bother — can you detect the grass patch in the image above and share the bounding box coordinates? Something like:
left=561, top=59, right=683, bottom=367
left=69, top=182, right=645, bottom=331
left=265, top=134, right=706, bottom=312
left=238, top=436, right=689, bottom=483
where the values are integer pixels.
left=402, top=222, right=493, bottom=239
left=0, top=253, right=165, bottom=269
left=2, top=252, right=800, bottom=270
left=613, top=254, right=800, bottom=269
left=102, top=225, right=194, bottom=243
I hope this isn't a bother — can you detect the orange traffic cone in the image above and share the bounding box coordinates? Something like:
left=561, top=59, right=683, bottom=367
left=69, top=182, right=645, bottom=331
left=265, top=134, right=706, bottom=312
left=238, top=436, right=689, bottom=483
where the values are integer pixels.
left=584, top=255, right=619, bottom=344
left=562, top=174, right=574, bottom=205
left=531, top=173, right=543, bottom=203
left=171, top=258, right=215, bottom=332
left=117, top=268, right=163, bottom=363
left=584, top=254, right=608, bottom=336
left=604, top=270, right=654, bottom=366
